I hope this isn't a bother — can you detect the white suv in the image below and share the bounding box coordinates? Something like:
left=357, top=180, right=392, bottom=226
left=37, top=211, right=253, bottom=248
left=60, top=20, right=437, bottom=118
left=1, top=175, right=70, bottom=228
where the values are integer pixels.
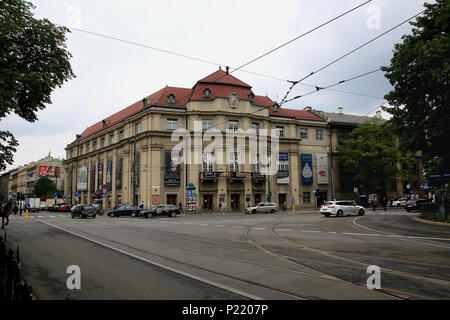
left=320, top=201, right=365, bottom=217
left=245, top=202, right=278, bottom=214
left=392, top=198, right=407, bottom=207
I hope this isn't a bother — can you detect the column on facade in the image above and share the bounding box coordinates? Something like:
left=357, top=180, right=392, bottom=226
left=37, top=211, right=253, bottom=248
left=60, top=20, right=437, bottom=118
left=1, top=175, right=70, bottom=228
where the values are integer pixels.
left=289, top=151, right=300, bottom=207
left=150, top=145, right=162, bottom=207
left=122, top=150, right=129, bottom=205
left=141, top=144, right=149, bottom=209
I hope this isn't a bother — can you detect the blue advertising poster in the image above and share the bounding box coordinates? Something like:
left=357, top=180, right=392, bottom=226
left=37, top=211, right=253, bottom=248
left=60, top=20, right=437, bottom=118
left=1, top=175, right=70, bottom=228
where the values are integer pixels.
left=106, top=160, right=112, bottom=191
left=301, top=154, right=313, bottom=185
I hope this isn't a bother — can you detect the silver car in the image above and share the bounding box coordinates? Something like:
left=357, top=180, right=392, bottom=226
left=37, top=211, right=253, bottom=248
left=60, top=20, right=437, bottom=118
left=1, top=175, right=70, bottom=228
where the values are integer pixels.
left=245, top=202, right=278, bottom=214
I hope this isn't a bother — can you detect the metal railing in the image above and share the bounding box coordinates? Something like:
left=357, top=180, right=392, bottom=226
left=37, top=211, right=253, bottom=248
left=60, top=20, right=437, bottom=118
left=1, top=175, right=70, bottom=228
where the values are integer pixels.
left=0, top=234, right=33, bottom=301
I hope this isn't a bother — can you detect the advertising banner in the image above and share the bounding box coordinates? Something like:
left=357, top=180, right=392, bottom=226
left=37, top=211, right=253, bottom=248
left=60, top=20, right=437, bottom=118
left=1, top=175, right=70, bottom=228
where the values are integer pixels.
left=316, top=153, right=329, bottom=184
left=277, top=152, right=289, bottom=184
left=301, top=154, right=313, bottom=185
left=39, top=166, right=60, bottom=177
left=98, top=163, right=103, bottom=190
left=77, top=166, right=88, bottom=191
left=164, top=150, right=181, bottom=186
left=116, top=157, right=122, bottom=190
left=106, top=160, right=112, bottom=191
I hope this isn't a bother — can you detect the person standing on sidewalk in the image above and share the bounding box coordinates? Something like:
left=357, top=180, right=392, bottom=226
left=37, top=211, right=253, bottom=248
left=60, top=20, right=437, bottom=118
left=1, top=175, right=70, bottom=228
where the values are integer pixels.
left=1, top=201, right=11, bottom=229
left=282, top=201, right=287, bottom=213
left=372, top=199, right=377, bottom=212
left=383, top=197, right=388, bottom=211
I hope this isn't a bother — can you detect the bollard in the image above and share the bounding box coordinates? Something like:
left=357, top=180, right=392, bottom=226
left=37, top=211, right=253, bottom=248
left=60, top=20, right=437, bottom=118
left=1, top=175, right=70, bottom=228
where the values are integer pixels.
left=293, top=205, right=295, bottom=214
left=25, top=210, right=28, bottom=219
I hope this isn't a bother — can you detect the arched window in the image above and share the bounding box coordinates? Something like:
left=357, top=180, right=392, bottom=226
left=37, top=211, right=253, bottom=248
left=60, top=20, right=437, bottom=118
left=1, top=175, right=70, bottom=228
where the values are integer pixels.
left=203, top=88, right=211, bottom=98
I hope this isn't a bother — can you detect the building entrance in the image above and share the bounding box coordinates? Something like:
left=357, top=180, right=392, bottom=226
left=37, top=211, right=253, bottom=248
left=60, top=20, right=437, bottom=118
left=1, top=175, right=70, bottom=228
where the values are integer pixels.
left=254, top=193, right=262, bottom=205
left=203, top=194, right=213, bottom=210
left=167, top=194, right=177, bottom=205
left=278, top=193, right=287, bottom=207
left=231, top=194, right=240, bottom=210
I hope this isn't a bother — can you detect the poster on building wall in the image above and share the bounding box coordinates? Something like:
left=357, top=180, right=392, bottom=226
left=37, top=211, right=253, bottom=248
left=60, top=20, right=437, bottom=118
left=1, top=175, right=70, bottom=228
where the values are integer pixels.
left=277, top=152, right=289, bottom=184
left=98, top=163, right=103, bottom=189
left=39, top=166, right=60, bottom=177
left=165, top=150, right=181, bottom=186
left=316, top=153, right=329, bottom=185
left=106, top=160, right=112, bottom=191
left=301, top=154, right=313, bottom=185
left=77, top=166, right=88, bottom=191
left=116, top=157, right=122, bottom=190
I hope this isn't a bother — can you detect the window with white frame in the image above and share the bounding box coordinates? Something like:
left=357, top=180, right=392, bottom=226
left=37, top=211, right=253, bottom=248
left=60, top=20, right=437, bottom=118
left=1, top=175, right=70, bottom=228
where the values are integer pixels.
left=202, top=119, right=214, bottom=131
left=101, top=137, right=105, bottom=148
left=316, top=129, right=323, bottom=140
left=109, top=134, right=114, bottom=145
left=276, top=126, right=285, bottom=137
left=300, top=128, right=308, bottom=139
left=135, top=122, right=141, bottom=135
left=92, top=140, right=97, bottom=150
left=252, top=154, right=260, bottom=173
left=86, top=143, right=90, bottom=153
left=251, top=122, right=260, bottom=134
left=229, top=152, right=239, bottom=173
left=167, top=118, right=178, bottom=130
left=119, top=130, right=124, bottom=141
left=228, top=120, right=239, bottom=131
left=278, top=153, right=289, bottom=172
left=202, top=152, right=214, bottom=173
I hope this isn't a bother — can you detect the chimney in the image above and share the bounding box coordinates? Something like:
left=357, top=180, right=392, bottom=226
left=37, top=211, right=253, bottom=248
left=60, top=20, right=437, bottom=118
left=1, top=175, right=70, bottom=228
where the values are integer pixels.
left=338, top=107, right=343, bottom=115
left=376, top=110, right=382, bottom=120
left=225, top=66, right=229, bottom=75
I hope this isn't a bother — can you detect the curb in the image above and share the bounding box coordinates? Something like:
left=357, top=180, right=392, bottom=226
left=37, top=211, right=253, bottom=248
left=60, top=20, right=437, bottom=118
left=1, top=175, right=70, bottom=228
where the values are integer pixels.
left=411, top=215, right=450, bottom=227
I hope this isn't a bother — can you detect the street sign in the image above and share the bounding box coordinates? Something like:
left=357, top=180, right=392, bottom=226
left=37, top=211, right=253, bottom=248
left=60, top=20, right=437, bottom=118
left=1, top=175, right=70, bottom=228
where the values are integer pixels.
left=312, top=188, right=317, bottom=195
left=54, top=192, right=58, bottom=198
left=63, top=195, right=66, bottom=200
left=24, top=194, right=28, bottom=199
left=24, top=203, right=30, bottom=210
left=75, top=191, right=79, bottom=197
left=423, top=182, right=429, bottom=190
left=102, top=193, right=107, bottom=198
left=292, top=198, right=295, bottom=205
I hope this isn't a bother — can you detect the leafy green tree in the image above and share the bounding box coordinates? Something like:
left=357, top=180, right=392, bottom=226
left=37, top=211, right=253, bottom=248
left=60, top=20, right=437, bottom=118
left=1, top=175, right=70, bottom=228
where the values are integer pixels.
left=335, top=119, right=415, bottom=195
left=33, top=176, right=56, bottom=198
left=381, top=0, right=449, bottom=175
left=0, top=0, right=75, bottom=171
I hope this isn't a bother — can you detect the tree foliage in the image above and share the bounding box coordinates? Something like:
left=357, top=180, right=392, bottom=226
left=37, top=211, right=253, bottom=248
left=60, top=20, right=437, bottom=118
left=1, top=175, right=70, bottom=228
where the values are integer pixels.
left=335, top=119, right=415, bottom=195
left=33, top=176, right=56, bottom=198
left=0, top=0, right=75, bottom=170
left=381, top=0, right=450, bottom=174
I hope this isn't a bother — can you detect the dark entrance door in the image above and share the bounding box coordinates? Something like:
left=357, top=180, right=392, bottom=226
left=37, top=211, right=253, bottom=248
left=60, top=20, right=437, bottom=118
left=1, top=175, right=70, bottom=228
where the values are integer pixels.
left=278, top=193, right=287, bottom=208
left=167, top=194, right=177, bottom=205
left=231, top=194, right=240, bottom=210
left=254, top=193, right=262, bottom=205
left=203, top=194, right=213, bottom=210
left=317, top=192, right=327, bottom=207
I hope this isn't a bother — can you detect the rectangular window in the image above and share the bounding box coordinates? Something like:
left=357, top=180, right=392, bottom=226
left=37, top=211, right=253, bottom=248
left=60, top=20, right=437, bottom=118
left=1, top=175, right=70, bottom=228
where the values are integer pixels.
left=202, top=152, right=214, bottom=173
left=85, top=143, right=90, bottom=153
left=252, top=154, right=260, bottom=173
left=300, top=128, right=308, bottom=139
left=135, top=122, right=141, bottom=135
left=101, top=137, right=105, bottom=148
left=303, top=192, right=311, bottom=203
left=167, top=119, right=178, bottom=130
left=109, top=134, right=114, bottom=145
left=229, top=152, right=239, bottom=173
left=119, top=130, right=124, bottom=141
left=79, top=146, right=83, bottom=155
left=202, top=119, right=214, bottom=131
left=278, top=153, right=289, bottom=172
left=316, top=129, right=324, bottom=140
left=228, top=120, right=239, bottom=131
left=276, top=126, right=285, bottom=137
left=251, top=122, right=260, bottom=134
left=92, top=140, right=97, bottom=151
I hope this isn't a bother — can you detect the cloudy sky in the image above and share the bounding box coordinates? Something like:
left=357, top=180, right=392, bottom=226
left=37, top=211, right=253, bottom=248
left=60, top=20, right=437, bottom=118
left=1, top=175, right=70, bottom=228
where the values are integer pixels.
left=2, top=0, right=430, bottom=172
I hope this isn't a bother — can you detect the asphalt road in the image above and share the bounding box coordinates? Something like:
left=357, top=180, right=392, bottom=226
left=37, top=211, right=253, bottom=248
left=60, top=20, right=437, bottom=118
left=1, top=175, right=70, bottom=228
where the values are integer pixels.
left=3, top=208, right=450, bottom=300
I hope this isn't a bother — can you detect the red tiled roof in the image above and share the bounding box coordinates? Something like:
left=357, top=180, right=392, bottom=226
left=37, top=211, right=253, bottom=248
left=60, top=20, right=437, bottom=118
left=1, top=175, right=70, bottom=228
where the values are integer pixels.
left=75, top=86, right=191, bottom=142
left=196, top=69, right=251, bottom=88
left=72, top=70, right=324, bottom=144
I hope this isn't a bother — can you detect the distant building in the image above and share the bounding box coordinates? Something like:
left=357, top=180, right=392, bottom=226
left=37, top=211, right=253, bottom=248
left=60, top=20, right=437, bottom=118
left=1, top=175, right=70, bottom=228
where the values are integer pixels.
left=308, top=107, right=424, bottom=202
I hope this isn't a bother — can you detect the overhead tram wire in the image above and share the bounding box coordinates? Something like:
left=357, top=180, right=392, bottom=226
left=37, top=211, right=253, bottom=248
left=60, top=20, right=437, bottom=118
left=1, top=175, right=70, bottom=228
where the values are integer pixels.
left=283, top=68, right=383, bottom=104
left=279, top=9, right=427, bottom=106
left=62, top=0, right=372, bottom=117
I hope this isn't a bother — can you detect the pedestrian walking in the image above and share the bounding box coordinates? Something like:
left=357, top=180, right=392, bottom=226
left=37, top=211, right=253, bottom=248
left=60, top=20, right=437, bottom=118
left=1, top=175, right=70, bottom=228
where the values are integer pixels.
left=282, top=201, right=287, bottom=213
left=383, top=197, right=388, bottom=211
left=1, top=201, right=11, bottom=229
left=13, top=204, right=18, bottom=215
left=139, top=201, right=145, bottom=211
left=114, top=203, right=118, bottom=210
left=372, top=199, right=377, bottom=212
left=178, top=202, right=183, bottom=213
left=19, top=203, right=23, bottom=216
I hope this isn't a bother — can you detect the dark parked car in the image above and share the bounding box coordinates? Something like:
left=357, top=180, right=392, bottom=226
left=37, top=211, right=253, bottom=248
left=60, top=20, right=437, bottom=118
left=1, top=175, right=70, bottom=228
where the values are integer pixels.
left=92, top=203, right=104, bottom=215
left=141, top=204, right=180, bottom=218
left=405, top=199, right=430, bottom=212
left=48, top=204, right=60, bottom=212
left=107, top=205, right=140, bottom=217
left=71, top=205, right=96, bottom=219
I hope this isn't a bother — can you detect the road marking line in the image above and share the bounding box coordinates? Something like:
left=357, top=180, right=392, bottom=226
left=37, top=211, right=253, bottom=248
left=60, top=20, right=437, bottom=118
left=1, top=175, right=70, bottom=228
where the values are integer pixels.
left=232, top=226, right=245, bottom=229
left=276, top=229, right=292, bottom=232
left=198, top=224, right=208, bottom=226
left=49, top=216, right=55, bottom=218
left=38, top=220, right=263, bottom=300
left=183, top=222, right=193, bottom=225
left=38, top=216, right=44, bottom=218
left=301, top=230, right=322, bottom=233
left=253, top=228, right=266, bottom=230
left=212, top=225, right=225, bottom=227
left=328, top=232, right=337, bottom=234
